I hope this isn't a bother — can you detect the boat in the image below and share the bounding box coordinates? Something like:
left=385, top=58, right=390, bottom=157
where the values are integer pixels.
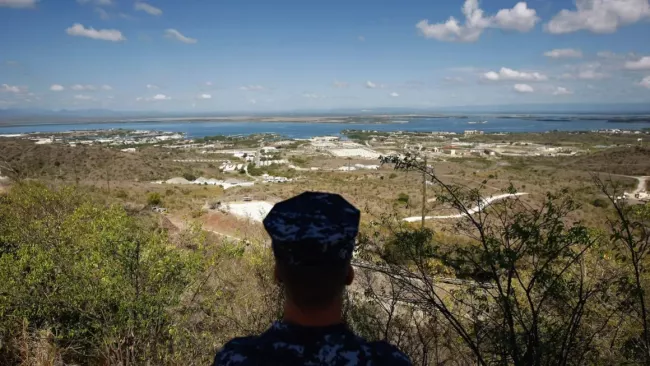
left=467, top=121, right=488, bottom=125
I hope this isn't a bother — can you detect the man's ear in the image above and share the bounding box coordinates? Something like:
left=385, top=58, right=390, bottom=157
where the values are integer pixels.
left=346, top=264, right=354, bottom=286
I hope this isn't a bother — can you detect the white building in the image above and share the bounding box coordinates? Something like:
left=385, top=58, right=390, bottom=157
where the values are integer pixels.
left=464, top=130, right=484, bottom=136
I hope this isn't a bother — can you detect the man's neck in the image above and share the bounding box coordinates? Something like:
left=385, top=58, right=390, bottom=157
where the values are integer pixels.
left=282, top=300, right=343, bottom=327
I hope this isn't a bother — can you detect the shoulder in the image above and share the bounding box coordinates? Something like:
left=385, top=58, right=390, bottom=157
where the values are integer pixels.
left=366, top=340, right=412, bottom=366
left=213, top=336, right=261, bottom=366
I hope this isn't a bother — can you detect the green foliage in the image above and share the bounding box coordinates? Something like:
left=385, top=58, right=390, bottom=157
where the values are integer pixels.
left=289, top=155, right=310, bottom=167
left=592, top=197, right=610, bottom=208
left=0, top=182, right=202, bottom=364
left=146, top=192, right=162, bottom=206
left=182, top=172, right=197, bottom=182
left=396, top=193, right=409, bottom=205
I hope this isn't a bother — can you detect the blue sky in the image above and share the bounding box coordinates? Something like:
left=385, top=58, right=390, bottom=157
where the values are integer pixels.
left=1, top=0, right=650, bottom=112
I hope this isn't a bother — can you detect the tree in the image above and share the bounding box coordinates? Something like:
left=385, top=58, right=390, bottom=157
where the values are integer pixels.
left=361, top=153, right=621, bottom=365
left=595, top=177, right=650, bottom=362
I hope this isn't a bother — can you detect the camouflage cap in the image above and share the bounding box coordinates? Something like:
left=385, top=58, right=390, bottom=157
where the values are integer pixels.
left=263, top=192, right=360, bottom=267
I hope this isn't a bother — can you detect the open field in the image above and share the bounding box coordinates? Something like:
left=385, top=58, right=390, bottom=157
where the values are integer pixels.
left=2, top=129, right=647, bottom=235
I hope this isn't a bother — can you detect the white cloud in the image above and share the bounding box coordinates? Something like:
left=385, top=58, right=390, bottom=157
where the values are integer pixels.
left=493, top=2, right=540, bottom=31
left=66, top=23, right=125, bottom=42
left=198, top=93, right=212, bottom=99
left=544, top=48, right=583, bottom=58
left=95, top=7, right=110, bottom=20
left=101, top=84, right=112, bottom=90
left=640, top=76, right=650, bottom=88
left=164, top=29, right=197, bottom=44
left=135, top=2, right=162, bottom=16
left=365, top=81, right=377, bottom=89
left=416, top=0, right=539, bottom=42
left=443, top=76, right=465, bottom=83
left=205, top=81, right=213, bottom=86
left=50, top=84, right=65, bottom=91
left=302, top=93, right=322, bottom=99
left=514, top=84, right=534, bottom=93
left=1, top=84, right=22, bottom=93
left=597, top=50, right=628, bottom=59
left=0, top=0, right=38, bottom=8
left=137, top=94, right=171, bottom=101
left=74, top=94, right=94, bottom=100
left=153, top=94, right=170, bottom=100
left=578, top=69, right=608, bottom=79
left=482, top=67, right=548, bottom=81
left=333, top=81, right=349, bottom=88
left=389, top=92, right=399, bottom=97
left=239, top=85, right=264, bottom=91
left=71, top=84, right=97, bottom=91
left=546, top=0, right=650, bottom=34
left=249, top=99, right=257, bottom=104
left=625, top=56, right=650, bottom=70
left=146, top=84, right=159, bottom=89
left=553, top=86, right=573, bottom=95
left=78, top=0, right=113, bottom=5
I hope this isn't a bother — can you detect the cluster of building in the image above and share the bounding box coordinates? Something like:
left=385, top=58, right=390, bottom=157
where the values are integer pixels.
left=261, top=174, right=292, bottom=183
left=594, top=129, right=648, bottom=135
left=219, top=161, right=246, bottom=173
left=337, top=164, right=380, bottom=171
left=17, top=130, right=185, bottom=147
left=152, top=177, right=255, bottom=189
left=308, top=136, right=382, bottom=159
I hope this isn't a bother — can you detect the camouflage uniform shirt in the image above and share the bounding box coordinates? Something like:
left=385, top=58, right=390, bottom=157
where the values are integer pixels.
left=213, top=321, right=412, bottom=366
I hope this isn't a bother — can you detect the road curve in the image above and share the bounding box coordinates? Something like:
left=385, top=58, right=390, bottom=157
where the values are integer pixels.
left=403, top=193, right=528, bottom=222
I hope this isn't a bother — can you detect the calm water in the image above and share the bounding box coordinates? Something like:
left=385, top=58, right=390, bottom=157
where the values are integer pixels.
left=0, top=117, right=648, bottom=138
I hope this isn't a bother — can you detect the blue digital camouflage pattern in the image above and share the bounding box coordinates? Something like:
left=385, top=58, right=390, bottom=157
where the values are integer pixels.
left=263, top=192, right=360, bottom=267
left=213, top=321, right=412, bottom=366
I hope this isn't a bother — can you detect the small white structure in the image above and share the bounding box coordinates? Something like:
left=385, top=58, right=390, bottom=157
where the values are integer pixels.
left=257, top=159, right=288, bottom=167
left=121, top=148, right=137, bottom=153
left=354, top=164, right=379, bottom=170
left=338, top=166, right=357, bottom=171
left=226, top=201, right=274, bottom=222
left=464, top=130, right=484, bottom=136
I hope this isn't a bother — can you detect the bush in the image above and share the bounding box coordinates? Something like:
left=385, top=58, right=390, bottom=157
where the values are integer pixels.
left=592, top=197, right=609, bottom=208
left=182, top=172, right=197, bottom=182
left=397, top=193, right=409, bottom=205
left=389, top=173, right=398, bottom=179
left=0, top=182, right=202, bottom=364
left=147, top=192, right=162, bottom=206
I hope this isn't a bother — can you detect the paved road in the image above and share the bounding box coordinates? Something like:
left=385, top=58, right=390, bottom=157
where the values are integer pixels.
left=632, top=176, right=649, bottom=195
left=403, top=193, right=528, bottom=222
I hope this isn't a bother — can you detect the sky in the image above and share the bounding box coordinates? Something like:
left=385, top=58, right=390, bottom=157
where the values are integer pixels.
left=1, top=0, right=650, bottom=112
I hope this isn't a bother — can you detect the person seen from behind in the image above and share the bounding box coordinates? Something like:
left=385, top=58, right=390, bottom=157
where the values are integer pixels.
left=214, top=191, right=412, bottom=365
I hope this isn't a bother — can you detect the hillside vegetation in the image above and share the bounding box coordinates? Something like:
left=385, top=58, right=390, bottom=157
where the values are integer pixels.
left=0, top=173, right=649, bottom=365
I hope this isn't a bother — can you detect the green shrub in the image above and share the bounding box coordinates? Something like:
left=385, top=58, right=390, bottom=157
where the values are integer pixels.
left=397, top=193, right=409, bottom=205
left=592, top=198, right=609, bottom=208
left=0, top=182, right=202, bottom=364
left=182, top=172, right=197, bottom=182
left=147, top=192, right=162, bottom=206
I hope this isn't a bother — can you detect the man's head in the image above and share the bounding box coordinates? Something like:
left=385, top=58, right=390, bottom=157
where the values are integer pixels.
left=263, top=192, right=360, bottom=309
